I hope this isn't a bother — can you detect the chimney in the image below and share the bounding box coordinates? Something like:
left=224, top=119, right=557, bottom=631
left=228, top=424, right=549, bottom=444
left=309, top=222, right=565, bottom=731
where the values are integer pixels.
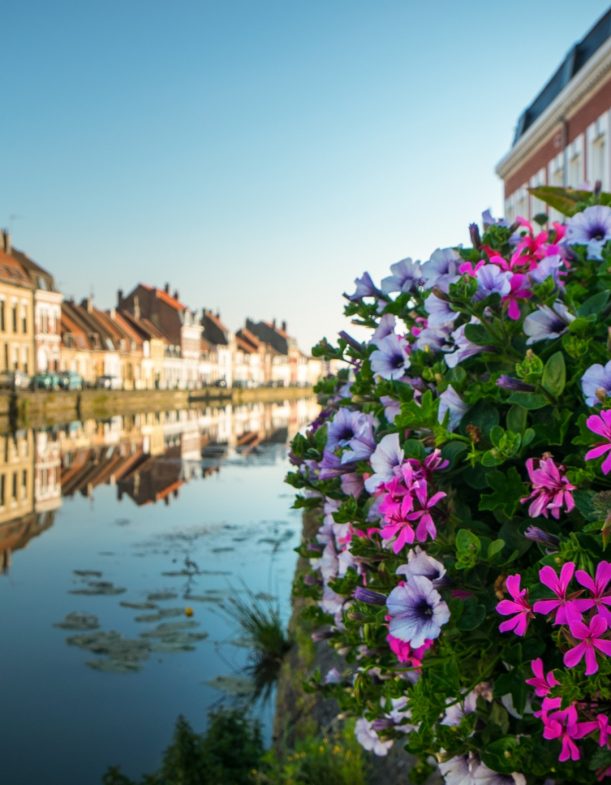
left=281, top=320, right=287, bottom=332
left=272, top=318, right=276, bottom=328
left=117, top=289, right=124, bottom=306
left=134, top=295, right=141, bottom=320
left=164, top=282, right=170, bottom=293
left=173, top=290, right=179, bottom=301
left=2, top=229, right=10, bottom=254
left=81, top=297, right=93, bottom=313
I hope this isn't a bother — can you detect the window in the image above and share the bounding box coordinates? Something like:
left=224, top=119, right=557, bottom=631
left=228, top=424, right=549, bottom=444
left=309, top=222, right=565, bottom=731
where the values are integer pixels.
left=0, top=301, right=5, bottom=332
left=568, top=153, right=582, bottom=188
left=12, top=472, right=17, bottom=501
left=592, top=135, right=606, bottom=187
left=21, top=305, right=27, bottom=334
left=0, top=475, right=4, bottom=506
left=12, top=305, right=17, bottom=333
left=21, top=469, right=27, bottom=494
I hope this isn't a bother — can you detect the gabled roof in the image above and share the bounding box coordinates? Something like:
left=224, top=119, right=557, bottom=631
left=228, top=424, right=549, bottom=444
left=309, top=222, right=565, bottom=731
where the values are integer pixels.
left=235, top=327, right=263, bottom=354
left=140, top=284, right=186, bottom=312
left=202, top=309, right=230, bottom=346
left=245, top=319, right=290, bottom=355
left=10, top=247, right=57, bottom=292
left=118, top=309, right=167, bottom=342
left=512, top=9, right=611, bottom=145
left=0, top=249, right=35, bottom=289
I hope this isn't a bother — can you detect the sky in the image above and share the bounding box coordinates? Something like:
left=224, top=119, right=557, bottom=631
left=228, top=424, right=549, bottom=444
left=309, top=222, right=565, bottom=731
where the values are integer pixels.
left=1, top=0, right=609, bottom=351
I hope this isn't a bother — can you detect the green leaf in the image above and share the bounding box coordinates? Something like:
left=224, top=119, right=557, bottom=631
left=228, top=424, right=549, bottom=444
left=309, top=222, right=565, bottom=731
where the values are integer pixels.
left=506, top=391, right=548, bottom=410
left=506, top=405, right=527, bottom=434
left=481, top=449, right=504, bottom=467
left=441, top=441, right=468, bottom=469
left=455, top=529, right=481, bottom=569
left=528, top=185, right=611, bottom=215
left=481, top=736, right=523, bottom=774
left=577, top=289, right=610, bottom=317
left=456, top=599, right=486, bottom=631
left=541, top=351, right=566, bottom=397
left=489, top=426, right=504, bottom=448
left=464, top=323, right=492, bottom=346
left=479, top=468, right=526, bottom=517
left=487, top=539, right=505, bottom=559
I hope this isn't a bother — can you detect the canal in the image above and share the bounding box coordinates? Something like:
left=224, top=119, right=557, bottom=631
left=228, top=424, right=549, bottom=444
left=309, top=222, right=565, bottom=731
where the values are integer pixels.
left=0, top=398, right=318, bottom=785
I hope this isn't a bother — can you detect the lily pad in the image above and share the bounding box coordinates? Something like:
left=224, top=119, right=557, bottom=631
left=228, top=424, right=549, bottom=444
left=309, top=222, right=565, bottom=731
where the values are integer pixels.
left=73, top=570, right=103, bottom=577
left=147, top=591, right=178, bottom=602
left=87, top=658, right=142, bottom=673
left=120, top=601, right=158, bottom=610
left=134, top=608, right=184, bottom=623
left=70, top=580, right=126, bottom=596
left=54, top=612, right=100, bottom=631
left=67, top=631, right=150, bottom=662
left=139, top=621, right=200, bottom=638
left=211, top=547, right=234, bottom=553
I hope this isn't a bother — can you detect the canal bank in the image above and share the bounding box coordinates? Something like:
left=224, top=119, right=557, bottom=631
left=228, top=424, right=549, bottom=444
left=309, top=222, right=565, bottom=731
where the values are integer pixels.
left=0, top=385, right=311, bottom=428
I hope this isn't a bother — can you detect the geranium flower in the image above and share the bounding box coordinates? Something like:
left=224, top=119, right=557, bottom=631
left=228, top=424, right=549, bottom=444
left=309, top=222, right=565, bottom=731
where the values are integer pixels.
left=370, top=334, right=411, bottom=380
left=525, top=658, right=559, bottom=697
left=533, top=563, right=585, bottom=625
left=566, top=204, right=611, bottom=259
left=563, top=613, right=611, bottom=676
left=502, top=273, right=531, bottom=320
left=381, top=257, right=423, bottom=294
left=404, top=479, right=447, bottom=541
left=541, top=703, right=591, bottom=762
left=523, top=302, right=574, bottom=345
left=496, top=574, right=533, bottom=636
left=520, top=456, right=576, bottom=519
left=438, top=385, right=468, bottom=432
left=577, top=713, right=609, bottom=748
left=386, top=575, right=450, bottom=648
left=581, top=361, right=611, bottom=406
left=575, top=561, right=611, bottom=623
left=585, top=410, right=611, bottom=474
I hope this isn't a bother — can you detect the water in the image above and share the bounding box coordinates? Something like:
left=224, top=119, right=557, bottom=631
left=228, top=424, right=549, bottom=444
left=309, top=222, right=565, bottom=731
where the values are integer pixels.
left=0, top=399, right=317, bottom=785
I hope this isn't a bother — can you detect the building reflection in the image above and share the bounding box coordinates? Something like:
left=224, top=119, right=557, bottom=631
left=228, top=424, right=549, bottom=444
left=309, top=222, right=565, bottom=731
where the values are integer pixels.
left=0, top=398, right=318, bottom=571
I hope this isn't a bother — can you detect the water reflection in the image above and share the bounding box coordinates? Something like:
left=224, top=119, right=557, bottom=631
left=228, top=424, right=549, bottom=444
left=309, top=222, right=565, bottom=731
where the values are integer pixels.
left=0, top=400, right=316, bottom=573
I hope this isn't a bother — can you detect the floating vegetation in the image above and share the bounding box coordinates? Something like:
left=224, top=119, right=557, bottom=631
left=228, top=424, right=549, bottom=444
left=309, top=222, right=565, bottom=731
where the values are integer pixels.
left=211, top=546, right=234, bottom=553
left=69, top=580, right=126, bottom=596
left=119, top=601, right=158, bottom=610
left=205, top=674, right=254, bottom=698
left=87, top=659, right=141, bottom=674
left=134, top=607, right=184, bottom=623
left=73, top=569, right=103, bottom=578
left=183, top=594, right=224, bottom=604
left=254, top=592, right=275, bottom=602
left=140, top=620, right=208, bottom=653
left=147, top=591, right=178, bottom=602
left=54, top=612, right=100, bottom=631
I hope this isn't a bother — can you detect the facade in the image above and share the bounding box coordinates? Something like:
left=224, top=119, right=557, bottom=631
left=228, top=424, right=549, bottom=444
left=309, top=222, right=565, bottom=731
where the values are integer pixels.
left=497, top=10, right=611, bottom=221
left=10, top=243, right=62, bottom=372
left=245, top=318, right=299, bottom=386
left=0, top=234, right=35, bottom=374
left=201, top=309, right=233, bottom=386
left=234, top=327, right=266, bottom=387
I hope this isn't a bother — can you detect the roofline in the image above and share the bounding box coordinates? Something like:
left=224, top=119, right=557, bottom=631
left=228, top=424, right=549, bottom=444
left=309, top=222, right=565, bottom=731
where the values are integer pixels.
left=496, top=35, right=611, bottom=180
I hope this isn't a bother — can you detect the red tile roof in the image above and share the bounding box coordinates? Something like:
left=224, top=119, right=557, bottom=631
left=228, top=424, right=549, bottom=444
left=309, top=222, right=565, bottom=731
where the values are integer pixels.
left=141, top=284, right=186, bottom=312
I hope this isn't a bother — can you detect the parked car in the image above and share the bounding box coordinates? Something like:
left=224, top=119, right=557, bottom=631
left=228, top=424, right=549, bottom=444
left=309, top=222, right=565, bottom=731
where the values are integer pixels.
left=0, top=371, right=31, bottom=390
left=95, top=375, right=122, bottom=390
left=30, top=372, right=61, bottom=391
left=58, top=371, right=84, bottom=390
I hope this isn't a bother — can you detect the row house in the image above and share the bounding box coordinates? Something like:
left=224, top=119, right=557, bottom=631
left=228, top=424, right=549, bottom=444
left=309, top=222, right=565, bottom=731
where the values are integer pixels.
left=245, top=318, right=301, bottom=386
left=497, top=9, right=611, bottom=221
left=0, top=233, right=35, bottom=374
left=233, top=327, right=266, bottom=387
left=201, top=309, right=233, bottom=386
left=119, top=284, right=201, bottom=389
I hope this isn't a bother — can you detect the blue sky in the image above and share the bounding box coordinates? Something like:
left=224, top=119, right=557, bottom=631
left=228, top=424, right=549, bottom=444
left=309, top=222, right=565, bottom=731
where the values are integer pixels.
left=1, top=0, right=609, bottom=350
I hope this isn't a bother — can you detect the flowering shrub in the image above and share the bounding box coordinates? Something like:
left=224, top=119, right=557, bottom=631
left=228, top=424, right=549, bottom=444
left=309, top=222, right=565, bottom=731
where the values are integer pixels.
left=286, top=193, right=611, bottom=785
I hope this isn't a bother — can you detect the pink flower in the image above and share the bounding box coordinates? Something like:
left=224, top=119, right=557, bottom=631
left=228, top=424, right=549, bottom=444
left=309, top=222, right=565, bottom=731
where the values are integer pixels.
left=585, top=410, right=611, bottom=475
left=386, top=633, right=412, bottom=663
left=404, top=479, right=446, bottom=542
left=525, top=658, right=560, bottom=697
left=575, top=561, right=611, bottom=623
left=563, top=614, right=611, bottom=675
left=496, top=574, right=533, bottom=636
left=541, top=703, right=592, bottom=762
left=503, top=273, right=532, bottom=320
left=577, top=713, right=609, bottom=748
left=533, top=562, right=587, bottom=625
left=520, top=456, right=576, bottom=519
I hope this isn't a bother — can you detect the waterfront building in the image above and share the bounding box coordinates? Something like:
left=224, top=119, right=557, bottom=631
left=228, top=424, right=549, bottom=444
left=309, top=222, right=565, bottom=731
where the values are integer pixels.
left=61, top=299, right=121, bottom=383
left=201, top=308, right=234, bottom=387
left=117, top=307, right=168, bottom=389
left=119, top=284, right=201, bottom=388
left=0, top=232, right=35, bottom=374
left=497, top=9, right=611, bottom=221
left=234, top=326, right=266, bottom=387
left=245, top=318, right=299, bottom=386
left=10, top=241, right=62, bottom=373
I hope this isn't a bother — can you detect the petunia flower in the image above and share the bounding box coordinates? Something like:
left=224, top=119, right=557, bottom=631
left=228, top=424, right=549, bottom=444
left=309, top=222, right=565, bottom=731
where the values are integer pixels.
left=421, top=247, right=461, bottom=292
left=533, top=563, right=586, bottom=625
left=365, top=433, right=404, bottom=492
left=345, top=271, right=383, bottom=301
left=581, top=361, right=611, bottom=407
left=496, top=574, right=533, bottom=636
left=585, top=410, right=611, bottom=474
left=354, top=717, right=393, bottom=756
left=474, top=264, right=512, bottom=300
left=438, top=385, right=469, bottom=432
left=523, top=302, right=574, bottom=345
left=566, top=204, right=611, bottom=259
left=563, top=613, right=611, bottom=676
left=370, top=333, right=411, bottom=380
left=381, top=257, right=423, bottom=294
left=386, top=575, right=450, bottom=648
left=424, top=291, right=459, bottom=328
left=525, top=658, right=560, bottom=697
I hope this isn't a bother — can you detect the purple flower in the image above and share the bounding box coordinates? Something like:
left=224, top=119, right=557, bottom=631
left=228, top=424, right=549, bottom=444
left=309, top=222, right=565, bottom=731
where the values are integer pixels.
left=566, top=205, right=611, bottom=260
left=318, top=450, right=345, bottom=479
left=341, top=416, right=377, bottom=464
left=529, top=254, right=565, bottom=287
left=396, top=546, right=446, bottom=585
left=438, top=385, right=468, bottom=432
left=346, top=271, right=382, bottom=301
left=370, top=334, right=411, bottom=380
left=421, top=247, right=461, bottom=292
left=340, top=472, right=364, bottom=498
left=482, top=209, right=508, bottom=228
left=474, top=264, right=511, bottom=300
left=371, top=314, right=396, bottom=343
left=381, top=257, right=423, bottom=295
left=354, top=718, right=393, bottom=756
left=380, top=395, right=401, bottom=424
left=424, top=292, right=459, bottom=328
left=496, top=375, right=534, bottom=392
left=354, top=586, right=387, bottom=605
left=386, top=575, right=450, bottom=648
left=582, top=361, right=611, bottom=406
left=444, top=322, right=486, bottom=368
left=523, top=302, right=574, bottom=345
left=365, top=433, right=404, bottom=492
left=414, top=324, right=452, bottom=353
left=326, top=409, right=370, bottom=451
left=324, top=667, right=342, bottom=684
left=524, top=525, right=560, bottom=550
